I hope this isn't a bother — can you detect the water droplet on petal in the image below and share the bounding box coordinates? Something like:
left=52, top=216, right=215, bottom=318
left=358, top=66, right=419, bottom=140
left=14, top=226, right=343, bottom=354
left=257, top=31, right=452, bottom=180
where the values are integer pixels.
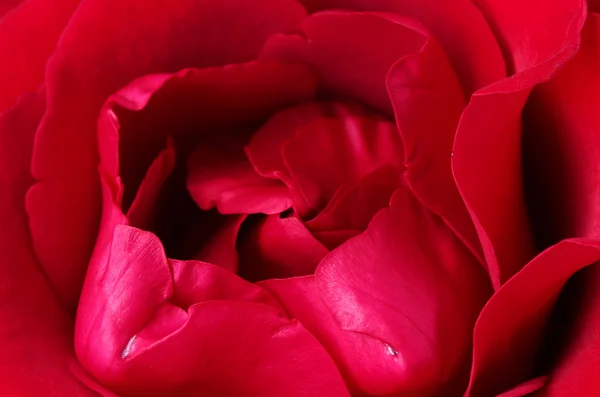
left=385, top=343, right=398, bottom=356
left=121, top=335, right=136, bottom=359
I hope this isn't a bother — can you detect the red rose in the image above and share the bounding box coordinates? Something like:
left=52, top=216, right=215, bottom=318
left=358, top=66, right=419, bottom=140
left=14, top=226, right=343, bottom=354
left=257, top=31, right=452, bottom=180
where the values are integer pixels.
left=0, top=0, right=597, bottom=396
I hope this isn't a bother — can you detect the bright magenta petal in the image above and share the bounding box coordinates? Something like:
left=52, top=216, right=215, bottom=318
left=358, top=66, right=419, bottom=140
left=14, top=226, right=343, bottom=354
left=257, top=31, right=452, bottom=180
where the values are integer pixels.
left=316, top=187, right=492, bottom=394
left=27, top=0, right=307, bottom=310
left=0, top=91, right=97, bottom=396
left=466, top=239, right=600, bottom=397
left=452, top=0, right=586, bottom=288
left=298, top=0, right=506, bottom=94
left=238, top=215, right=329, bottom=281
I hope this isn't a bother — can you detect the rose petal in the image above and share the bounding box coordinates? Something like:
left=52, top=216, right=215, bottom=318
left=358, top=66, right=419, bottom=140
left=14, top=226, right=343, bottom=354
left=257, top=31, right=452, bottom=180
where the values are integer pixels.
left=126, top=137, right=176, bottom=230
left=261, top=275, right=426, bottom=396
left=496, top=377, right=547, bottom=397
left=187, top=142, right=293, bottom=215
left=297, top=0, right=506, bottom=94
left=192, top=215, right=246, bottom=273
left=386, top=25, right=483, bottom=263
left=0, top=91, right=97, bottom=395
left=0, top=0, right=79, bottom=111
left=283, top=114, right=403, bottom=215
left=316, top=187, right=492, bottom=394
left=27, top=0, right=307, bottom=310
left=260, top=11, right=427, bottom=114
left=306, top=166, right=402, bottom=249
left=245, top=101, right=377, bottom=215
left=536, top=265, right=600, bottom=396
left=451, top=0, right=586, bottom=288
left=522, top=14, right=600, bottom=248
left=238, top=214, right=329, bottom=281
left=76, top=221, right=348, bottom=396
left=465, top=239, right=600, bottom=397
left=473, top=0, right=585, bottom=74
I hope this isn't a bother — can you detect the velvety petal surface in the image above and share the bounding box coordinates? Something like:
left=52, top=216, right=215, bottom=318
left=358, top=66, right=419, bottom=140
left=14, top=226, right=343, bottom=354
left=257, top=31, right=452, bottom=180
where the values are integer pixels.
left=518, top=14, right=600, bottom=395
left=261, top=275, right=418, bottom=396
left=537, top=264, right=600, bottom=396
left=238, top=215, right=329, bottom=281
left=298, top=0, right=506, bottom=94
left=75, top=193, right=349, bottom=395
left=452, top=0, right=586, bottom=288
left=466, top=239, right=600, bottom=397
left=522, top=13, right=600, bottom=247
left=496, top=377, right=547, bottom=397
left=187, top=142, right=293, bottom=215
left=26, top=0, right=308, bottom=310
left=260, top=11, right=426, bottom=114
left=0, top=0, right=79, bottom=111
left=0, top=91, right=97, bottom=396
left=386, top=22, right=483, bottom=263
left=306, top=167, right=402, bottom=249
left=282, top=115, right=403, bottom=215
left=315, top=187, right=492, bottom=394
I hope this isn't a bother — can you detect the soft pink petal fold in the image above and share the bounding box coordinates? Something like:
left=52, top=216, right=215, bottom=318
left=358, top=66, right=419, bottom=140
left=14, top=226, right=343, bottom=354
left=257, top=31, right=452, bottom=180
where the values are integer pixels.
left=26, top=0, right=307, bottom=310
left=452, top=0, right=586, bottom=288
left=0, top=91, right=97, bottom=396
left=298, top=0, right=506, bottom=94
left=316, top=187, right=491, bottom=394
left=466, top=239, right=600, bottom=397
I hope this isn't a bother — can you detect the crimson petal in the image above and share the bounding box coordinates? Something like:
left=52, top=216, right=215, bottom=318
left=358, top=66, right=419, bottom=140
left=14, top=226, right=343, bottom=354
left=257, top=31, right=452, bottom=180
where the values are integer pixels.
left=316, top=187, right=491, bottom=394
left=297, top=0, right=506, bottom=94
left=0, top=91, right=97, bottom=395
left=466, top=239, right=600, bottom=397
left=452, top=0, right=586, bottom=288
left=27, top=0, right=307, bottom=310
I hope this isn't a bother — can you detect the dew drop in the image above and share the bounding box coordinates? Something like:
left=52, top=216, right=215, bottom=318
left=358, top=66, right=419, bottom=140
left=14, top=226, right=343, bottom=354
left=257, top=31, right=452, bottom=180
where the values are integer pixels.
left=385, top=343, right=399, bottom=356
left=121, top=335, right=136, bottom=359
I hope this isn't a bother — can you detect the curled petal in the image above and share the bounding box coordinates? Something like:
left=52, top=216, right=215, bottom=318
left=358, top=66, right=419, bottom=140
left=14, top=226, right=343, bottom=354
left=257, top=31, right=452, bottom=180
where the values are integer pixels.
left=27, top=0, right=308, bottom=310
left=297, top=0, right=506, bottom=94
left=452, top=0, right=586, bottom=288
left=316, top=187, right=491, bottom=394
left=466, top=239, right=600, bottom=396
